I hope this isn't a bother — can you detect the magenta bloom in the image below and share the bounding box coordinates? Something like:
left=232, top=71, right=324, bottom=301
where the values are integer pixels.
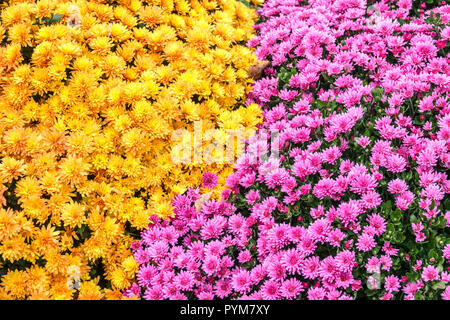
left=232, top=270, right=252, bottom=294
left=443, top=245, right=450, bottom=260
left=388, top=179, right=408, bottom=195
left=307, top=287, right=327, bottom=300
left=442, top=287, right=450, bottom=300
left=281, top=249, right=303, bottom=274
left=384, top=275, right=401, bottom=293
left=335, top=251, right=355, bottom=273
left=280, top=278, right=303, bottom=299
left=422, top=266, right=440, bottom=282
left=260, top=280, right=281, bottom=300
left=356, top=233, right=376, bottom=252
left=357, top=136, right=371, bottom=148
left=174, top=271, right=195, bottom=291
left=238, top=250, right=252, bottom=264
left=203, top=172, right=218, bottom=189
left=203, top=256, right=221, bottom=276
left=395, top=191, right=415, bottom=210
left=214, top=280, right=232, bottom=299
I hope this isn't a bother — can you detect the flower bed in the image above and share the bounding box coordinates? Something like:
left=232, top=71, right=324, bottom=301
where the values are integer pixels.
left=127, top=0, right=450, bottom=300
left=0, top=0, right=262, bottom=299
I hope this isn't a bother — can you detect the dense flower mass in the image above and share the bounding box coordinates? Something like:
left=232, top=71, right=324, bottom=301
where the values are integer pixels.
left=125, top=185, right=342, bottom=300
left=0, top=0, right=262, bottom=299
left=128, top=0, right=450, bottom=300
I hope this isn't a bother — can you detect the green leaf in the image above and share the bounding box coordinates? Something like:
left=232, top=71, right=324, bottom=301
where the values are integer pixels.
left=428, top=249, right=439, bottom=260
left=432, top=281, right=446, bottom=290
left=439, top=216, right=447, bottom=229
left=431, top=217, right=441, bottom=228
left=382, top=200, right=392, bottom=213
left=50, top=13, right=64, bottom=23
left=430, top=200, right=436, bottom=210
left=406, top=272, right=417, bottom=282
left=415, top=292, right=424, bottom=300
left=384, top=223, right=395, bottom=240
left=393, top=232, right=406, bottom=244
left=390, top=209, right=402, bottom=224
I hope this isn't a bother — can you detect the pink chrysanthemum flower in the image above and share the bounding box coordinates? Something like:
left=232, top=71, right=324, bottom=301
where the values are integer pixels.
left=203, top=172, right=218, bottom=189
left=281, top=249, right=303, bottom=274
left=350, top=173, right=377, bottom=194
left=280, top=278, right=303, bottom=299
left=442, top=287, right=450, bottom=300
left=361, top=191, right=382, bottom=209
left=356, top=233, right=376, bottom=252
left=388, top=179, right=409, bottom=194
left=307, top=287, right=327, bottom=300
left=395, top=191, right=415, bottom=210
left=385, top=154, right=407, bottom=173
left=327, top=229, right=346, bottom=247
left=443, top=244, right=450, bottom=260
left=214, top=280, right=232, bottom=299
left=366, top=256, right=380, bottom=273
left=174, top=271, right=196, bottom=291
left=335, top=250, right=355, bottom=273
left=232, top=270, right=252, bottom=294
left=260, top=280, right=281, bottom=300
left=238, top=250, right=252, bottom=264
left=357, top=136, right=371, bottom=148
left=384, top=275, right=401, bottom=293
left=302, top=256, right=321, bottom=279
left=203, top=255, right=221, bottom=276
left=422, top=265, right=439, bottom=282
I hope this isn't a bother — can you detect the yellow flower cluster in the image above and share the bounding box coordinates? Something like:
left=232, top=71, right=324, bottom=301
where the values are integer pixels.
left=0, top=0, right=262, bottom=299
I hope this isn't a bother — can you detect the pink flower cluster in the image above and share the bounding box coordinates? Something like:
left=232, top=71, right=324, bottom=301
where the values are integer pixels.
left=124, top=187, right=364, bottom=300
left=126, top=0, right=450, bottom=300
